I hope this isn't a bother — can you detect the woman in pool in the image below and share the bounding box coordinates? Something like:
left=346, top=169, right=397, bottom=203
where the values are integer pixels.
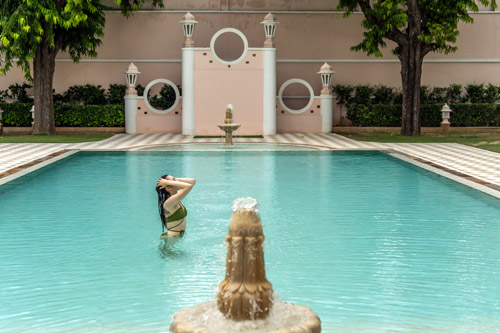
left=156, top=175, right=196, bottom=237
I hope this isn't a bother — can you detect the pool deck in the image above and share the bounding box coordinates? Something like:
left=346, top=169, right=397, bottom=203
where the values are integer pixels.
left=1, top=133, right=500, bottom=196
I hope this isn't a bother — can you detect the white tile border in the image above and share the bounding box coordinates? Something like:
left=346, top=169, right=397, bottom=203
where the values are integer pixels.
left=0, top=150, right=78, bottom=186
left=386, top=151, right=500, bottom=200
left=1, top=134, right=499, bottom=198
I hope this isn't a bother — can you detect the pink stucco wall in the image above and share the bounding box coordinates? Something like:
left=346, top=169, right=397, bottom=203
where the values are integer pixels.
left=193, top=48, right=264, bottom=136
left=2, top=8, right=499, bottom=93
left=2, top=1, right=498, bottom=133
left=276, top=97, right=323, bottom=133
left=135, top=98, right=182, bottom=133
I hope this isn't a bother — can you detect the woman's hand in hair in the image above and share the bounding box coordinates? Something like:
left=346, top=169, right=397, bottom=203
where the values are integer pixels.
left=157, top=178, right=168, bottom=189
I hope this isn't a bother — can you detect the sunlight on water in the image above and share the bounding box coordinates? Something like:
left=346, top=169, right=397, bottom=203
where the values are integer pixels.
left=0, top=150, right=499, bottom=332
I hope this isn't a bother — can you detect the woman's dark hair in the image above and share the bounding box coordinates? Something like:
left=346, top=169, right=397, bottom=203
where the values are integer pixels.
left=156, top=174, right=170, bottom=231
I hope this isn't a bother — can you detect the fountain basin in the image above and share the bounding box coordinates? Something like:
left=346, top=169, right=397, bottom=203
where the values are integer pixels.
left=170, top=300, right=321, bottom=333
left=217, top=123, right=241, bottom=146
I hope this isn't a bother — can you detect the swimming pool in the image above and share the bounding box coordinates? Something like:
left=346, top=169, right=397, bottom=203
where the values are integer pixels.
left=1, top=150, right=499, bottom=332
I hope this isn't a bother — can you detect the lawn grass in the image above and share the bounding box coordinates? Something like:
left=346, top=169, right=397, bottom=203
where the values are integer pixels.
left=344, top=131, right=500, bottom=153
left=0, top=133, right=114, bottom=143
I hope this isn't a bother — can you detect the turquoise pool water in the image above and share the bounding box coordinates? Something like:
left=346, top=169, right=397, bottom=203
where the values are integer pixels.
left=0, top=150, right=499, bottom=332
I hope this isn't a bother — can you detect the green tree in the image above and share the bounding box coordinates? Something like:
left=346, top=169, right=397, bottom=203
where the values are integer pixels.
left=0, top=0, right=162, bottom=134
left=337, top=0, right=496, bottom=136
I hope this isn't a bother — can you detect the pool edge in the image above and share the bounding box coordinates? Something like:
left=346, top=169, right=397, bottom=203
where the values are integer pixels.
left=0, top=150, right=79, bottom=186
left=387, top=150, right=500, bottom=199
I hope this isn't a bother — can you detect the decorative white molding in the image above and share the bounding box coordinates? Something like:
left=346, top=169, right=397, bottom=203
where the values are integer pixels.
left=18, top=58, right=500, bottom=64
left=105, top=10, right=500, bottom=15
left=278, top=59, right=500, bottom=63
left=209, top=28, right=249, bottom=66
left=143, top=78, right=180, bottom=114
left=278, top=79, right=315, bottom=115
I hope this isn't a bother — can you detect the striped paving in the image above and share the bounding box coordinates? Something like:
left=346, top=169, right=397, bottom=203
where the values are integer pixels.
left=1, top=133, right=500, bottom=194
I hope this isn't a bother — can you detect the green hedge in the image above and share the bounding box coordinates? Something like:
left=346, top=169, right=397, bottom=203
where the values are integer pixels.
left=0, top=102, right=33, bottom=127
left=449, top=103, right=500, bottom=127
left=347, top=103, right=500, bottom=127
left=0, top=102, right=124, bottom=127
left=55, top=104, right=124, bottom=127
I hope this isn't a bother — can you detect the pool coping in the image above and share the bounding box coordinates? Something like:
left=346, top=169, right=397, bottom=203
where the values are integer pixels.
left=385, top=150, right=500, bottom=199
left=0, top=150, right=78, bottom=186
left=3, top=147, right=500, bottom=200
left=1, top=133, right=499, bottom=199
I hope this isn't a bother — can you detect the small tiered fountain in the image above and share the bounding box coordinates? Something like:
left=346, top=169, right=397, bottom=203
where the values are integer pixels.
left=217, top=104, right=241, bottom=146
left=170, top=198, right=321, bottom=333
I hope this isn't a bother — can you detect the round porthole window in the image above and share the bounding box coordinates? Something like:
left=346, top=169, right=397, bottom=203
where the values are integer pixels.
left=143, top=79, right=180, bottom=114
left=210, top=28, right=249, bottom=66
left=278, top=79, right=315, bottom=114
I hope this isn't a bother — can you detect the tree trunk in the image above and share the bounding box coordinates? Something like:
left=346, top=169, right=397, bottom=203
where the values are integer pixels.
left=32, top=26, right=62, bottom=135
left=399, top=45, right=424, bottom=136
left=399, top=0, right=424, bottom=136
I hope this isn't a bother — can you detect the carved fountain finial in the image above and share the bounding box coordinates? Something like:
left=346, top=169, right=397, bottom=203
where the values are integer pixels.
left=217, top=198, right=273, bottom=320
left=224, top=104, right=234, bottom=124
left=169, top=198, right=322, bottom=333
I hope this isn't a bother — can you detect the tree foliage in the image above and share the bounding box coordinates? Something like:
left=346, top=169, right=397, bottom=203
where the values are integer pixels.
left=1, top=0, right=162, bottom=134
left=338, top=0, right=496, bottom=58
left=337, top=0, right=497, bottom=135
left=0, top=0, right=162, bottom=81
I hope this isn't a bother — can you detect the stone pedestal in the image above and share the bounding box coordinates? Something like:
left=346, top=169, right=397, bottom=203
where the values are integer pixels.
left=440, top=123, right=450, bottom=131
left=217, top=124, right=241, bottom=146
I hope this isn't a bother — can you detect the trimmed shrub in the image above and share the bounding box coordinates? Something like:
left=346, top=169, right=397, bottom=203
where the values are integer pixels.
left=0, top=102, right=124, bottom=127
left=446, top=84, right=464, bottom=103
left=352, top=85, right=374, bottom=105
left=420, top=104, right=443, bottom=127
left=6, top=83, right=33, bottom=103
left=449, top=103, right=500, bottom=127
left=372, top=85, right=395, bottom=105
left=463, top=84, right=499, bottom=104
left=347, top=104, right=400, bottom=127
left=63, top=84, right=107, bottom=105
left=332, top=84, right=354, bottom=106
left=148, top=84, right=179, bottom=110
left=107, top=84, right=127, bottom=105
left=347, top=103, right=500, bottom=127
left=465, top=84, right=486, bottom=103
left=0, top=102, right=33, bottom=127
left=55, top=104, right=124, bottom=127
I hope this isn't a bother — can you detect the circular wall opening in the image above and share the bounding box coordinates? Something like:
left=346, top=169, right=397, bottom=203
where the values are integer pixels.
left=278, top=79, right=315, bottom=114
left=210, top=28, right=248, bottom=65
left=143, top=79, right=180, bottom=114
left=280, top=83, right=312, bottom=110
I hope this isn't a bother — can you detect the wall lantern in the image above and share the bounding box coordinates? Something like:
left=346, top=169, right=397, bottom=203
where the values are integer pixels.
left=125, top=62, right=140, bottom=94
left=318, top=62, right=335, bottom=94
left=179, top=12, right=198, bottom=47
left=441, top=103, right=452, bottom=126
left=261, top=13, right=279, bottom=47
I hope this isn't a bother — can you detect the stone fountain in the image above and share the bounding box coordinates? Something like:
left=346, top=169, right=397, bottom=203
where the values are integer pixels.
left=217, top=104, right=241, bottom=146
left=170, top=198, right=321, bottom=333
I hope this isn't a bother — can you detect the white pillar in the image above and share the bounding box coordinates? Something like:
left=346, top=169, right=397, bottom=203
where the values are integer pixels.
left=124, top=95, right=138, bottom=133
left=263, top=48, right=276, bottom=135
left=320, top=96, right=334, bottom=133
left=182, top=47, right=195, bottom=136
